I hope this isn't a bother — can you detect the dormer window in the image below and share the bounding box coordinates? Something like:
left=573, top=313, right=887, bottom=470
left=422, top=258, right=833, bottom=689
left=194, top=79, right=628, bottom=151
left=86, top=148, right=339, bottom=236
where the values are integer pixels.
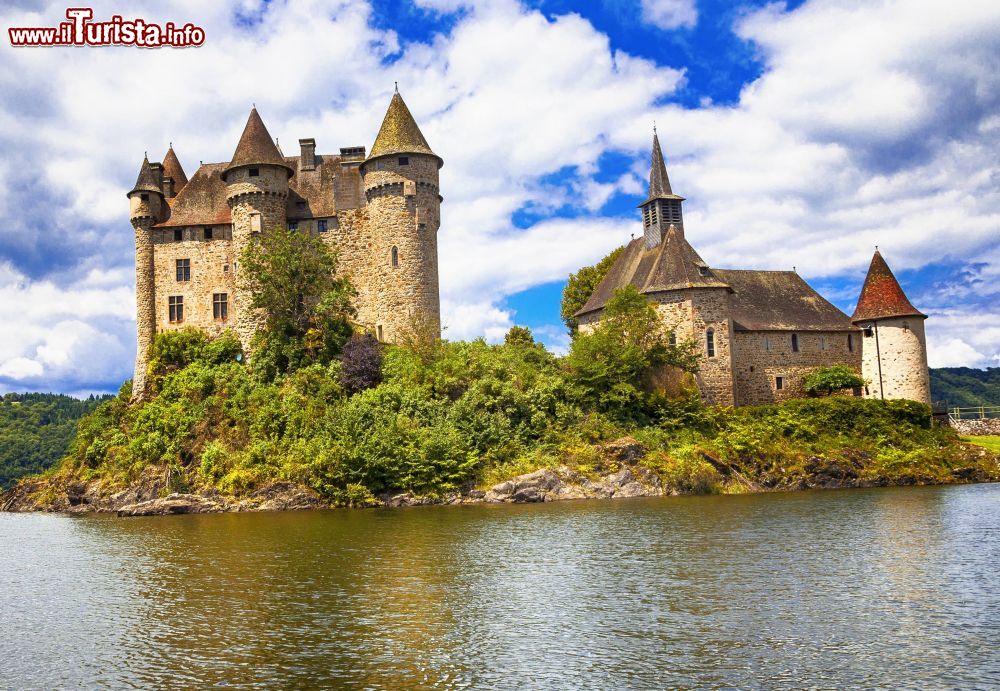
left=697, top=266, right=709, bottom=277
left=248, top=167, right=259, bottom=177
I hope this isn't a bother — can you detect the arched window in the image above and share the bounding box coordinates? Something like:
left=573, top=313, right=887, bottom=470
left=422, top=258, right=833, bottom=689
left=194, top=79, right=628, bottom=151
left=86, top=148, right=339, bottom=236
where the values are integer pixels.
left=791, top=333, right=799, bottom=353
left=706, top=328, right=715, bottom=358
left=391, top=246, right=399, bottom=268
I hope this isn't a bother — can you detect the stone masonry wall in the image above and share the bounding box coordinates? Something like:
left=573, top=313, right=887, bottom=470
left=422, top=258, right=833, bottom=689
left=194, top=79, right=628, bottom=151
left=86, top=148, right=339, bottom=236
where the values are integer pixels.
left=225, top=166, right=289, bottom=352
left=151, top=225, right=236, bottom=337
left=950, top=418, right=1000, bottom=436
left=731, top=330, right=861, bottom=406
left=132, top=218, right=156, bottom=400
left=687, top=289, right=736, bottom=406
left=859, top=317, right=931, bottom=405
left=361, top=154, right=441, bottom=342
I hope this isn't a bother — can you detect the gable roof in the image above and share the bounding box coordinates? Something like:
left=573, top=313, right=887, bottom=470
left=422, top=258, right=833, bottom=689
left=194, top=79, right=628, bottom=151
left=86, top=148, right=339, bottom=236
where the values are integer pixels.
left=576, top=225, right=730, bottom=316
left=223, top=107, right=294, bottom=179
left=367, top=92, right=441, bottom=165
left=162, top=146, right=188, bottom=191
left=153, top=154, right=365, bottom=228
left=715, top=269, right=856, bottom=332
left=851, top=250, right=925, bottom=322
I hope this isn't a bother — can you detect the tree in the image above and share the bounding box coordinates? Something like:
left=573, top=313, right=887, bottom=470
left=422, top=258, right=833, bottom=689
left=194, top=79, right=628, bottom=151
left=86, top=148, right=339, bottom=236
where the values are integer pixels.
left=565, top=285, right=698, bottom=420
left=560, top=246, right=624, bottom=334
left=239, top=225, right=356, bottom=379
left=504, top=325, right=536, bottom=347
left=803, top=365, right=865, bottom=396
left=340, top=334, right=383, bottom=395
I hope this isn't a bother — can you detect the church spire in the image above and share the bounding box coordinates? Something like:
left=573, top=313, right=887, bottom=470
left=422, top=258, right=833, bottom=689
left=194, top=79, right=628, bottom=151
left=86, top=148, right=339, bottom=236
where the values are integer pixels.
left=638, top=129, right=685, bottom=249
left=649, top=130, right=673, bottom=197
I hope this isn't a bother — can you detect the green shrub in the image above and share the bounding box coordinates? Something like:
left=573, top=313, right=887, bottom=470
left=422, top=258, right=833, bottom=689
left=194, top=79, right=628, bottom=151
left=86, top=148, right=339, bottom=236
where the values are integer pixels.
left=803, top=364, right=865, bottom=395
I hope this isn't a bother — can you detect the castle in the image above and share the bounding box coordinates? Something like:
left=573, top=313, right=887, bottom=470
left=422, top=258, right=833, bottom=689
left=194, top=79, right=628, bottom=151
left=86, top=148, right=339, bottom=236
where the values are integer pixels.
left=576, top=133, right=932, bottom=407
left=127, top=90, right=442, bottom=399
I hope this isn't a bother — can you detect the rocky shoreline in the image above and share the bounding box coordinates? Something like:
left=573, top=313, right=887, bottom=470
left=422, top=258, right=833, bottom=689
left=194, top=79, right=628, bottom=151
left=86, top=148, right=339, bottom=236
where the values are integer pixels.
left=2, top=437, right=997, bottom=516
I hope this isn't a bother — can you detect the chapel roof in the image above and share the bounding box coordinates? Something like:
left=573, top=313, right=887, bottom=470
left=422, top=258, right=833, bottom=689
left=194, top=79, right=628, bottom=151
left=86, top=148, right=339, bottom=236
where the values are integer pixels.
left=715, top=269, right=856, bottom=332
left=851, top=250, right=926, bottom=322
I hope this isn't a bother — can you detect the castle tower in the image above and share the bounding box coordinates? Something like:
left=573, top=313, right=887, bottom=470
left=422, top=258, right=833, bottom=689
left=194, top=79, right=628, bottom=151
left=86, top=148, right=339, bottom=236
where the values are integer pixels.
left=127, top=156, right=163, bottom=401
left=852, top=250, right=931, bottom=405
left=360, top=89, right=442, bottom=342
left=223, top=107, right=294, bottom=351
left=161, top=144, right=188, bottom=198
left=639, top=130, right=685, bottom=249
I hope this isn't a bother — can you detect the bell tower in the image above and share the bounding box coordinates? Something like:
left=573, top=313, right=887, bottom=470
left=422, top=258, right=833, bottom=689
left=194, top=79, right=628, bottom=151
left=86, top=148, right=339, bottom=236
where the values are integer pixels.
left=639, top=129, right=685, bottom=249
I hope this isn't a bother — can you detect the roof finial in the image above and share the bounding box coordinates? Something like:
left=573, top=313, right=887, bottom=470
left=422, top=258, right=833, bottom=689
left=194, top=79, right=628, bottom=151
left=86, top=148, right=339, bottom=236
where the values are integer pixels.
left=394, top=81, right=399, bottom=94
left=875, top=244, right=879, bottom=251
left=144, top=151, right=147, bottom=159
left=169, top=141, right=172, bottom=149
left=653, top=120, right=657, bottom=134
left=793, top=265, right=797, bottom=273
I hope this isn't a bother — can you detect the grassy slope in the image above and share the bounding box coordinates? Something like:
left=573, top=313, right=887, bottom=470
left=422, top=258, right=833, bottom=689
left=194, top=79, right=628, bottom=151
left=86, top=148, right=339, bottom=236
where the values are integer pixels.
left=8, top=342, right=998, bottom=510
left=964, top=436, right=1000, bottom=453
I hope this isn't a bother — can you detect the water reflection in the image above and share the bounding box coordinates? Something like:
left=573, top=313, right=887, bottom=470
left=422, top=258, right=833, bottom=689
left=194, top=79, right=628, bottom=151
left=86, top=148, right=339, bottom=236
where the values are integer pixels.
left=2, top=486, right=999, bottom=688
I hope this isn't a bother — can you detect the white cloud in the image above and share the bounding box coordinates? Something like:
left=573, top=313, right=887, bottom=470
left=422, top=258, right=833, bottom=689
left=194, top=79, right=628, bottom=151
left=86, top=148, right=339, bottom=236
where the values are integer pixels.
left=640, top=0, right=698, bottom=30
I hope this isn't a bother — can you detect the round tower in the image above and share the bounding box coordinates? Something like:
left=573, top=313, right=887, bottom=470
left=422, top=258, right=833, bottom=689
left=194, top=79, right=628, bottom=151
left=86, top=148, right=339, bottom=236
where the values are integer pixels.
left=361, top=89, right=442, bottom=343
left=852, top=250, right=931, bottom=405
left=223, top=107, right=294, bottom=351
left=127, top=156, right=164, bottom=401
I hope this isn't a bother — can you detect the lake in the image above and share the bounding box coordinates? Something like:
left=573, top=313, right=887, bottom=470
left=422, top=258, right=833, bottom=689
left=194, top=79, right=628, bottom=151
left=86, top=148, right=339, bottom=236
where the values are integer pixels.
left=2, top=484, right=998, bottom=689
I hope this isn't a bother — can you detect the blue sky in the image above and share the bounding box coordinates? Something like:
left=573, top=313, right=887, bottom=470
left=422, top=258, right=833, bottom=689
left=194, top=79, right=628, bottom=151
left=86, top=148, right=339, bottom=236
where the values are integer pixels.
left=0, top=0, right=997, bottom=395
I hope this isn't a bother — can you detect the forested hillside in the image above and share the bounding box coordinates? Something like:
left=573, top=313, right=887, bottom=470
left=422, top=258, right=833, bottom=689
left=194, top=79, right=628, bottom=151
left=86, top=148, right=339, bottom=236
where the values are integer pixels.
left=930, top=368, right=1000, bottom=408
left=0, top=393, right=110, bottom=489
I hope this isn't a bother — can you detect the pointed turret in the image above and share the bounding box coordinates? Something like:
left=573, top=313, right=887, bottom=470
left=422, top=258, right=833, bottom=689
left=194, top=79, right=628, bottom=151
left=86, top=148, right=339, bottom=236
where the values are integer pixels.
left=162, top=145, right=188, bottom=195
left=638, top=130, right=685, bottom=248
left=851, top=250, right=925, bottom=323
left=367, top=91, right=442, bottom=167
left=852, top=250, right=930, bottom=405
left=223, top=107, right=293, bottom=180
left=128, top=156, right=162, bottom=196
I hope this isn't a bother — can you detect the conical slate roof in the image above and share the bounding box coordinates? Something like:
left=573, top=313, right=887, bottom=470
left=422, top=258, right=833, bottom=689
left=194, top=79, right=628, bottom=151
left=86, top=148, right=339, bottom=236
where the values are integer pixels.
left=851, top=250, right=925, bottom=322
left=368, top=91, right=441, bottom=166
left=128, top=156, right=162, bottom=196
left=224, top=107, right=294, bottom=179
left=162, top=145, right=188, bottom=190
left=649, top=132, right=672, bottom=197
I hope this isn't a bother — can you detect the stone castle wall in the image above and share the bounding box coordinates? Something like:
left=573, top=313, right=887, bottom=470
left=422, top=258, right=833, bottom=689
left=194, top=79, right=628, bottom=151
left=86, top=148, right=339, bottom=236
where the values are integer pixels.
left=731, top=330, right=861, bottom=405
left=361, top=154, right=441, bottom=342
left=150, top=226, right=236, bottom=338
left=859, top=317, right=931, bottom=405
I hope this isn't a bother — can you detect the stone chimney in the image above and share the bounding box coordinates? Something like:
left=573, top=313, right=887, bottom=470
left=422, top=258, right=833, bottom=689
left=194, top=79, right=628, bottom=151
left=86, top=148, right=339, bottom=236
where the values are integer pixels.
left=163, top=176, right=175, bottom=198
left=149, top=162, right=164, bottom=191
left=299, top=138, right=316, bottom=171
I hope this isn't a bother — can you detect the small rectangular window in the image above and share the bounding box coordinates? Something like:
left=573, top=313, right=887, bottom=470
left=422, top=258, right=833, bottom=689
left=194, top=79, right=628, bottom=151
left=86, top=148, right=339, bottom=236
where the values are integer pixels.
left=791, top=333, right=799, bottom=352
left=175, top=258, right=190, bottom=282
left=204, top=227, right=213, bottom=240
left=376, top=324, right=383, bottom=342
left=318, top=219, right=327, bottom=232
left=223, top=264, right=229, bottom=274
left=140, top=193, right=149, bottom=201
left=250, top=213, right=262, bottom=233
left=288, top=221, right=298, bottom=231
left=248, top=167, right=259, bottom=177
left=848, top=333, right=855, bottom=352
left=819, top=335, right=828, bottom=351
left=174, top=228, right=183, bottom=242
left=775, top=376, right=784, bottom=391
left=213, top=293, right=228, bottom=321
left=763, top=335, right=771, bottom=352
left=706, top=329, right=716, bottom=358
left=168, top=296, right=184, bottom=323
left=863, top=326, right=874, bottom=338
left=398, top=156, right=409, bottom=165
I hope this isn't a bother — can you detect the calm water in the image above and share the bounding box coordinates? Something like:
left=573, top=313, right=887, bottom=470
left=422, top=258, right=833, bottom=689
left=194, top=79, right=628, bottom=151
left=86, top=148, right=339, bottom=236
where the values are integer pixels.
left=1, top=485, right=999, bottom=689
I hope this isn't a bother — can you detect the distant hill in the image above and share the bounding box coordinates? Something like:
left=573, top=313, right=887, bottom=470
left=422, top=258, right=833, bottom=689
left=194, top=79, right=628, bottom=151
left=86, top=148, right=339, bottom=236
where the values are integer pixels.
left=0, top=393, right=111, bottom=489
left=930, top=368, right=1000, bottom=408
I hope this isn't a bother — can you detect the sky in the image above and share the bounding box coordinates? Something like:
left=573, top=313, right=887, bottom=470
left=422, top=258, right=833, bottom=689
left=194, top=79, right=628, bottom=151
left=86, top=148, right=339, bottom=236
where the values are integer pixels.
left=0, top=0, right=997, bottom=396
